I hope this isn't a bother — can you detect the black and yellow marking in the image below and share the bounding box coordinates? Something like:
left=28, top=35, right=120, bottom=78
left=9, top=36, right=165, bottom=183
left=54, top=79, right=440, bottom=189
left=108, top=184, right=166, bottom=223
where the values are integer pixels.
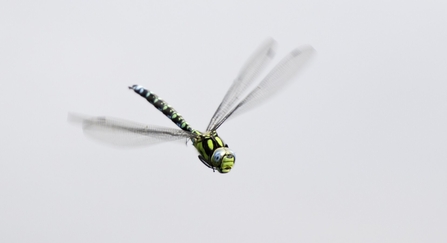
left=129, top=85, right=194, bottom=133
left=192, top=131, right=225, bottom=162
left=129, top=85, right=233, bottom=173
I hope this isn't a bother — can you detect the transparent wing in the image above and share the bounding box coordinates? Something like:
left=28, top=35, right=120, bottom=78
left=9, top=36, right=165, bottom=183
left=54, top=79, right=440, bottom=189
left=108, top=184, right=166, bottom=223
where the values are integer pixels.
left=68, top=113, right=194, bottom=147
left=206, top=38, right=277, bottom=131
left=209, top=45, right=315, bottom=131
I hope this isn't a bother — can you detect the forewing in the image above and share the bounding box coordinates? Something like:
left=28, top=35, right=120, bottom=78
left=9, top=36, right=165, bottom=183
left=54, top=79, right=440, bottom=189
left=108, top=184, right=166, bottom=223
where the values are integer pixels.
left=68, top=113, right=194, bottom=147
left=210, top=45, right=315, bottom=130
left=206, top=38, right=277, bottom=131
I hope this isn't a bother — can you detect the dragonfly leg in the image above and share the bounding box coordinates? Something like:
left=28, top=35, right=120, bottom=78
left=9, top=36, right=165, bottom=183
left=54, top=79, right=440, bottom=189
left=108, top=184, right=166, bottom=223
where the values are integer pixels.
left=198, top=155, right=214, bottom=172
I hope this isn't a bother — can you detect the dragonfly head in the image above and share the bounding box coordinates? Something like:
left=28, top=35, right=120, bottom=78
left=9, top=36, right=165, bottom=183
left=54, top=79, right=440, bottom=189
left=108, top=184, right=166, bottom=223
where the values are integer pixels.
left=211, top=147, right=235, bottom=173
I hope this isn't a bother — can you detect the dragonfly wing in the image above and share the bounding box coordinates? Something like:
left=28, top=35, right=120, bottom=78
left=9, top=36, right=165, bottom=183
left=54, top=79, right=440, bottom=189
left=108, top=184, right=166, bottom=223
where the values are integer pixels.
left=211, top=45, right=315, bottom=130
left=68, top=113, right=194, bottom=147
left=206, top=38, right=277, bottom=131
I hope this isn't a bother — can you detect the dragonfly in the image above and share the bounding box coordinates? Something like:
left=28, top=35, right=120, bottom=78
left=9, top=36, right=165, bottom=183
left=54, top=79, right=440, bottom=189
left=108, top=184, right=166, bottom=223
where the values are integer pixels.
left=69, top=38, right=314, bottom=173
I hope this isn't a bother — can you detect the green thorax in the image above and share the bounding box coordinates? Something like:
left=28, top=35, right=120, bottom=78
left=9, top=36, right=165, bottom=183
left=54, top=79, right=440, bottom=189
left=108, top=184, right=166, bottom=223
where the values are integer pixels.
left=192, top=131, right=235, bottom=173
left=192, top=131, right=225, bottom=161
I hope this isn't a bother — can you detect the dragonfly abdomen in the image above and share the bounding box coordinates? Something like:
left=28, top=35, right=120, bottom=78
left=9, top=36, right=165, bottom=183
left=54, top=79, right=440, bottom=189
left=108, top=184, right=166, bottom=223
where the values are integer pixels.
left=129, top=85, right=194, bottom=133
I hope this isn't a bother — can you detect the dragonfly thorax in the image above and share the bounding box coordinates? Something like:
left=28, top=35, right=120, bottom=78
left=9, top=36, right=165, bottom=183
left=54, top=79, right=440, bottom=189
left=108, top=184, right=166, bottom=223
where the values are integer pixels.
left=192, top=131, right=235, bottom=173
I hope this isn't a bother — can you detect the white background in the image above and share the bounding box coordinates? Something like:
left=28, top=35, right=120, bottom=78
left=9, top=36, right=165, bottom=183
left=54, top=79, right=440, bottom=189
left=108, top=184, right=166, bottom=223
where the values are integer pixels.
left=1, top=1, right=446, bottom=242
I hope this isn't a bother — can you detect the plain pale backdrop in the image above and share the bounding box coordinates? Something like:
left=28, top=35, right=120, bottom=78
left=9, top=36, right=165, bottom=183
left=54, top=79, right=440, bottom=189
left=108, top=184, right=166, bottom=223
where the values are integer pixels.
left=1, top=1, right=446, bottom=242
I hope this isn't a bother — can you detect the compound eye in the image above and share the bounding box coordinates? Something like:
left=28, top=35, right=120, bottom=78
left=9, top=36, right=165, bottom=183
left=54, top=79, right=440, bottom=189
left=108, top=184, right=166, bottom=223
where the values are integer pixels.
left=212, top=149, right=225, bottom=166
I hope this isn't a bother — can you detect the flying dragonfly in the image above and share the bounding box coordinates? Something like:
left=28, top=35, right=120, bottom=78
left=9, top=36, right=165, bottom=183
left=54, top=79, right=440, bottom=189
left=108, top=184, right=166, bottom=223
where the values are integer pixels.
left=69, top=38, right=314, bottom=173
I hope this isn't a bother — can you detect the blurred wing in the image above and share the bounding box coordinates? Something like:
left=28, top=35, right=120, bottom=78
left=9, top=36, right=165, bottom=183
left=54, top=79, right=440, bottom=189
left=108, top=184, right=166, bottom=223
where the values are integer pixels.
left=209, top=45, right=315, bottom=131
left=206, top=38, right=277, bottom=131
left=68, top=113, right=194, bottom=147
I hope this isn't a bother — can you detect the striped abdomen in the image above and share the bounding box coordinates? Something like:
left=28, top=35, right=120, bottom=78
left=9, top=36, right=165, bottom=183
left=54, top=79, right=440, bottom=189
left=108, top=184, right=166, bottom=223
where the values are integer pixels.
left=129, top=85, right=194, bottom=133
